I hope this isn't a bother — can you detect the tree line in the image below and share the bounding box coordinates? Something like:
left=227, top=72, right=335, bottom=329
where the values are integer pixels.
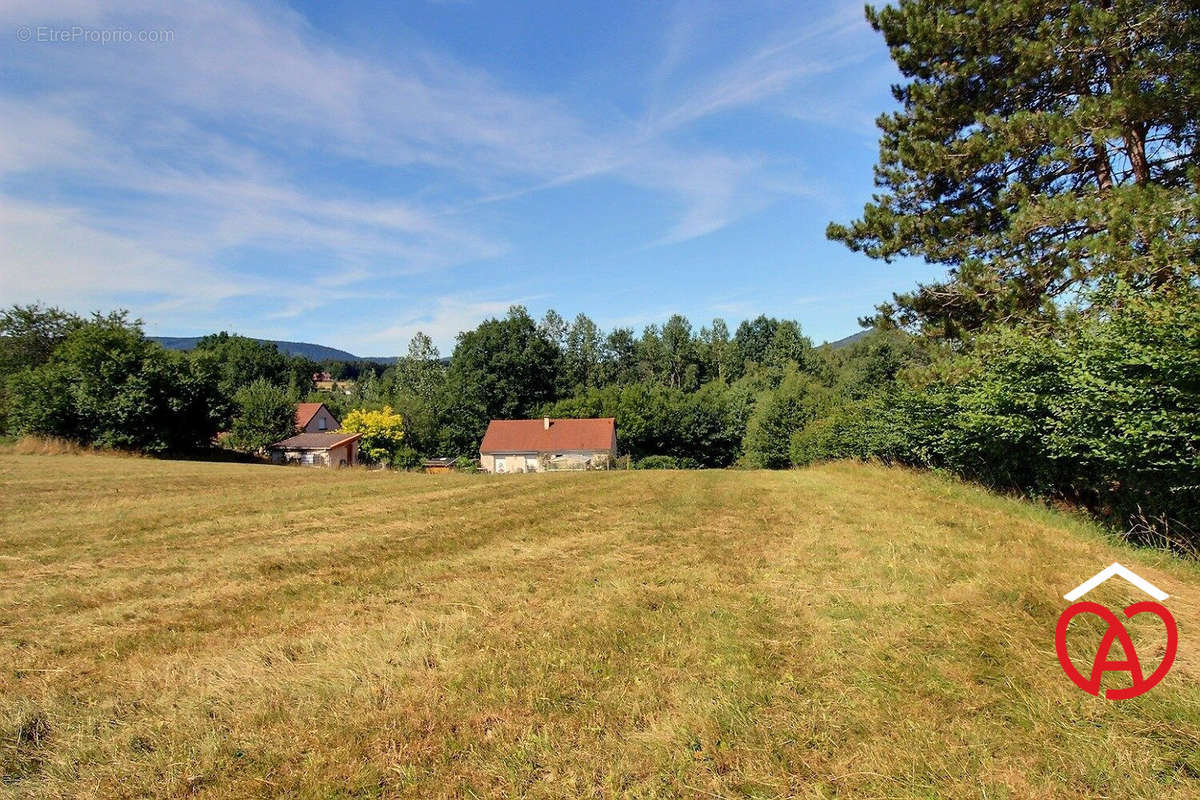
left=0, top=302, right=864, bottom=472
left=276, top=307, right=850, bottom=469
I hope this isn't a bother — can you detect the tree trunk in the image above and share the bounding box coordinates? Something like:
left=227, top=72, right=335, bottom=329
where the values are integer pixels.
left=1126, top=123, right=1150, bottom=184
left=1091, top=136, right=1114, bottom=191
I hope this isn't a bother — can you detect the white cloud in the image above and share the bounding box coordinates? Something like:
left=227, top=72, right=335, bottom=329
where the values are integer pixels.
left=361, top=295, right=532, bottom=355
left=0, top=200, right=244, bottom=309
left=0, top=0, right=882, bottom=346
left=642, top=1, right=870, bottom=134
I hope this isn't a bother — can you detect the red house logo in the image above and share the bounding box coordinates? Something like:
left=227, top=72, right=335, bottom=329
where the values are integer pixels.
left=1055, top=563, right=1177, bottom=700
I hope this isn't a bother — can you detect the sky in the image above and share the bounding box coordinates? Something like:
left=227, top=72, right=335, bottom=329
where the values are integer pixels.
left=0, top=0, right=942, bottom=357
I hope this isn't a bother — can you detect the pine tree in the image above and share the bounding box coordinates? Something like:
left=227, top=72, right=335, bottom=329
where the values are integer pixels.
left=828, top=0, right=1199, bottom=339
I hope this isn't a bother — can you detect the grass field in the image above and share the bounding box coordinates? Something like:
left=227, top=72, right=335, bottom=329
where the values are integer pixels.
left=1, top=454, right=1197, bottom=799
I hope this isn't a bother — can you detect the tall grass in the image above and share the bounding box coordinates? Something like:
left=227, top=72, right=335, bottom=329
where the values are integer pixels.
left=4, top=436, right=91, bottom=456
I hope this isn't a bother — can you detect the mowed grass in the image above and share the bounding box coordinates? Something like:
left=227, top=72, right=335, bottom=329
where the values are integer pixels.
left=0, top=455, right=1197, bottom=799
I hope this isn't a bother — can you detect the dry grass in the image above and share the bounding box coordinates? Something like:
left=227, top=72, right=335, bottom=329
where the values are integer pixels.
left=2, top=437, right=98, bottom=457
left=0, top=454, right=1197, bottom=799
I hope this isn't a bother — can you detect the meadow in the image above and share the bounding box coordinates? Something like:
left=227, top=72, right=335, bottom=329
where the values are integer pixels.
left=0, top=454, right=1197, bottom=799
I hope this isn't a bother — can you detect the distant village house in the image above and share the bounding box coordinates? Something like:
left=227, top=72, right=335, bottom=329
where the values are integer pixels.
left=312, top=373, right=352, bottom=395
left=479, top=417, right=616, bottom=473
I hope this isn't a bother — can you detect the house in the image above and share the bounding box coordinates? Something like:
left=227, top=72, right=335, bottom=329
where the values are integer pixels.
left=295, top=402, right=339, bottom=433
left=312, top=373, right=349, bottom=393
left=264, top=402, right=356, bottom=467
left=267, top=432, right=362, bottom=467
left=479, top=417, right=616, bottom=473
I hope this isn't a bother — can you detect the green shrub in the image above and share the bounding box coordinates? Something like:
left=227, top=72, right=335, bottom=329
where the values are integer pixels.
left=837, top=282, right=1199, bottom=547
left=635, top=455, right=685, bottom=469
left=743, top=368, right=831, bottom=468
left=789, top=393, right=910, bottom=467
left=389, top=446, right=422, bottom=470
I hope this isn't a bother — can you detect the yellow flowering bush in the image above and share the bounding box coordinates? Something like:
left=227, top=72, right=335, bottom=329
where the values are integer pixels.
left=339, top=405, right=405, bottom=463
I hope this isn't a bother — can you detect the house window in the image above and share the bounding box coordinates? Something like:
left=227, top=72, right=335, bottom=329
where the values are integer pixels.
left=318, top=416, right=327, bottom=430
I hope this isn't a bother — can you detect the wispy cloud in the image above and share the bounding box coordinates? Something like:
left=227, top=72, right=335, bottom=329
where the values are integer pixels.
left=361, top=295, right=534, bottom=355
left=642, top=0, right=869, bottom=133
left=0, top=0, right=884, bottom=351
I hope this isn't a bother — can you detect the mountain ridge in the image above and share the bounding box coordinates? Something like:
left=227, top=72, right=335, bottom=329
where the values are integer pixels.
left=149, top=336, right=397, bottom=364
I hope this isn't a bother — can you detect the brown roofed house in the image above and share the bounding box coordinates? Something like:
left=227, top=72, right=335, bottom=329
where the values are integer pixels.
left=295, top=402, right=339, bottom=433
left=265, top=403, right=356, bottom=467
left=267, top=432, right=362, bottom=468
left=479, top=417, right=616, bottom=473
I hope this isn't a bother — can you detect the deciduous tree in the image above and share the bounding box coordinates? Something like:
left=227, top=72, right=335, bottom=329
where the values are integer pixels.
left=8, top=316, right=219, bottom=452
left=564, top=313, right=603, bottom=392
left=443, top=306, right=561, bottom=450
left=229, top=379, right=295, bottom=453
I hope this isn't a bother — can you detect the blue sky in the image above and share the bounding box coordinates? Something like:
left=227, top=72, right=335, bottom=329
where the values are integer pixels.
left=1, top=0, right=941, bottom=356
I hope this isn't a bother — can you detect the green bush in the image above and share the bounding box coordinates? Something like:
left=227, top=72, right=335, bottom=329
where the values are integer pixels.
left=389, top=446, right=423, bottom=470
left=453, top=456, right=479, bottom=473
left=743, top=368, right=831, bottom=468
left=634, top=455, right=697, bottom=470
left=789, top=392, right=911, bottom=467
left=835, top=283, right=1199, bottom=547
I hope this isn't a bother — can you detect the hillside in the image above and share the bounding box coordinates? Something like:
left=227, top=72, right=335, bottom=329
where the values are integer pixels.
left=823, top=329, right=870, bottom=349
left=0, top=456, right=1196, bottom=799
left=150, top=336, right=397, bottom=364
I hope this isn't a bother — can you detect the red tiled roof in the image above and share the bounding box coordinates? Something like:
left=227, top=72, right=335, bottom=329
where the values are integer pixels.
left=295, top=402, right=326, bottom=430
left=269, top=432, right=361, bottom=450
left=479, top=418, right=615, bottom=454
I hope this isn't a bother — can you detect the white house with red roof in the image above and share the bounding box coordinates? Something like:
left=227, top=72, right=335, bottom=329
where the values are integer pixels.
left=479, top=417, right=616, bottom=473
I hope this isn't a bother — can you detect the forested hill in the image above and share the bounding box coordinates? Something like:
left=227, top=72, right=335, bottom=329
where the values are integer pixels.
left=150, top=336, right=397, bottom=364
left=825, top=331, right=869, bottom=350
